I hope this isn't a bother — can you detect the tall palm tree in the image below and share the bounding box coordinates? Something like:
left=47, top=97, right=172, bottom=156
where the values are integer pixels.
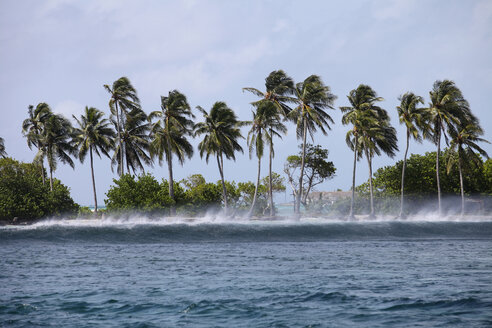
left=427, top=80, right=474, bottom=215
left=396, top=92, right=428, bottom=218
left=243, top=70, right=294, bottom=216
left=111, top=108, right=152, bottom=175
left=72, top=107, right=115, bottom=212
left=447, top=123, right=489, bottom=216
left=149, top=91, right=194, bottom=216
left=289, top=75, right=337, bottom=214
left=35, top=113, right=78, bottom=191
left=104, top=77, right=141, bottom=176
left=195, top=102, right=244, bottom=213
left=22, top=103, right=52, bottom=184
left=341, top=85, right=387, bottom=218
left=0, top=137, right=6, bottom=158
left=246, top=101, right=287, bottom=217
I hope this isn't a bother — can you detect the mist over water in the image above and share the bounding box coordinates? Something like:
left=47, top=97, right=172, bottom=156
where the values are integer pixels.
left=2, top=213, right=492, bottom=327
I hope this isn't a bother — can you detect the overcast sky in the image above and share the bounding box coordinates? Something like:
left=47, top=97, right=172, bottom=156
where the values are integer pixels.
left=1, top=0, right=491, bottom=206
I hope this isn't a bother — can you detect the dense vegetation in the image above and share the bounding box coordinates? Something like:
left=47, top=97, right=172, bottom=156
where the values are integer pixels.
left=0, top=70, right=487, bottom=221
left=0, top=158, right=79, bottom=223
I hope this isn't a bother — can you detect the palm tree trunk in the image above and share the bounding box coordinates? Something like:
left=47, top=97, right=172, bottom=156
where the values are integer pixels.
left=436, top=129, right=442, bottom=216
left=217, top=153, right=228, bottom=213
left=167, top=136, right=176, bottom=216
left=366, top=150, right=375, bottom=218
left=40, top=160, right=46, bottom=185
left=49, top=165, right=53, bottom=192
left=349, top=137, right=357, bottom=219
left=249, top=154, right=261, bottom=217
left=90, top=146, right=98, bottom=213
left=268, top=128, right=275, bottom=217
left=399, top=129, right=410, bottom=218
left=296, top=118, right=308, bottom=215
left=458, top=158, right=465, bottom=217
left=115, top=101, right=124, bottom=176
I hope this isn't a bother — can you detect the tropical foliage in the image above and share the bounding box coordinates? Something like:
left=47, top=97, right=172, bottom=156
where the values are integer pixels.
left=0, top=137, right=6, bottom=158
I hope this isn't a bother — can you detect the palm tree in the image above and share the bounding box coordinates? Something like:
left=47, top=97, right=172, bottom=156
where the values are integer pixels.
left=246, top=101, right=287, bottom=217
left=427, top=80, right=474, bottom=215
left=396, top=92, right=428, bottom=218
left=289, top=75, right=337, bottom=214
left=104, top=77, right=140, bottom=176
left=195, top=102, right=244, bottom=213
left=72, top=107, right=115, bottom=212
left=243, top=70, right=294, bottom=216
left=36, top=113, right=78, bottom=191
left=111, top=108, right=152, bottom=175
left=341, top=85, right=388, bottom=218
left=22, top=103, right=52, bottom=184
left=149, top=91, right=194, bottom=216
left=447, top=123, right=489, bottom=216
left=0, top=137, right=6, bottom=158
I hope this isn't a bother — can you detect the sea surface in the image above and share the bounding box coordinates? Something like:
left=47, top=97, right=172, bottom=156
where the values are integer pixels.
left=1, top=216, right=492, bottom=327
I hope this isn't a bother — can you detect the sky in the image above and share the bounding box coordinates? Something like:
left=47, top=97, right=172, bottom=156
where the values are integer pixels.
left=1, top=0, right=491, bottom=206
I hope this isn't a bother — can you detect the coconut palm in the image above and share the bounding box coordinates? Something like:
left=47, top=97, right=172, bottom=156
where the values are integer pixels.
left=104, top=77, right=140, bottom=176
left=0, top=137, right=6, bottom=158
left=22, top=103, right=52, bottom=184
left=396, top=92, right=428, bottom=218
left=243, top=70, right=294, bottom=216
left=427, top=80, right=474, bottom=215
left=35, top=113, right=78, bottom=191
left=288, top=75, right=337, bottom=214
left=72, top=107, right=115, bottom=212
left=447, top=123, right=489, bottom=216
left=149, top=91, right=194, bottom=215
left=111, top=108, right=152, bottom=175
left=341, top=85, right=388, bottom=218
left=195, top=102, right=244, bottom=213
left=246, top=101, right=287, bottom=217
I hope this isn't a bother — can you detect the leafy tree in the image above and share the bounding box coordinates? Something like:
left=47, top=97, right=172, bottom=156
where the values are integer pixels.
left=111, top=108, right=152, bottom=175
left=0, top=137, right=6, bottom=158
left=288, top=75, right=337, bottom=214
left=0, top=158, right=79, bottom=222
left=22, top=103, right=52, bottom=185
left=396, top=92, right=428, bottom=217
left=180, top=174, right=222, bottom=214
left=447, top=123, right=489, bottom=215
left=284, top=144, right=336, bottom=207
left=72, top=107, right=115, bottom=212
left=104, top=77, right=141, bottom=176
left=243, top=70, right=294, bottom=216
left=149, top=91, right=194, bottom=215
left=427, top=80, right=474, bottom=215
left=195, top=102, right=244, bottom=213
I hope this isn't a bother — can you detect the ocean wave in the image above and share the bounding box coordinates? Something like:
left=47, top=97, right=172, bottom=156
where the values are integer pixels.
left=1, top=215, right=492, bottom=243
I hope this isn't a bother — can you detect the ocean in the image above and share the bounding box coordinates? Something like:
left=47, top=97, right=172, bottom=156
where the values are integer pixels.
left=1, top=216, right=492, bottom=327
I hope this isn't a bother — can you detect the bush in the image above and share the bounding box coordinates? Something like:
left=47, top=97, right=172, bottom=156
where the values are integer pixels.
left=0, top=157, right=79, bottom=222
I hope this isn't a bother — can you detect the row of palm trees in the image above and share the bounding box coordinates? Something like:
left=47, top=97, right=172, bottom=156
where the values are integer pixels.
left=20, top=73, right=488, bottom=217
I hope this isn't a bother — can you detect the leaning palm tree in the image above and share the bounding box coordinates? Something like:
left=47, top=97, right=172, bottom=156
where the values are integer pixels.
left=195, top=102, right=244, bottom=213
left=35, top=114, right=78, bottom=191
left=243, top=70, right=294, bottom=216
left=288, top=75, right=337, bottom=214
left=341, top=84, right=387, bottom=218
left=360, top=120, right=398, bottom=218
left=447, top=123, right=489, bottom=216
left=72, top=107, right=115, bottom=212
left=0, top=137, right=6, bottom=158
left=149, top=91, right=194, bottom=216
left=111, top=108, right=152, bottom=175
left=246, top=101, right=287, bottom=217
left=427, top=80, right=474, bottom=215
left=104, top=77, right=141, bottom=176
left=396, top=92, right=428, bottom=218
left=22, top=103, right=52, bottom=184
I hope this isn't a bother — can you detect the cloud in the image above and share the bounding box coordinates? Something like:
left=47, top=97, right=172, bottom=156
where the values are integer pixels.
left=54, top=100, right=84, bottom=120
left=372, top=0, right=416, bottom=20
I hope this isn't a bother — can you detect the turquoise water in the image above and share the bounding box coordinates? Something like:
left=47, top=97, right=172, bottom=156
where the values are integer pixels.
left=1, top=218, right=492, bottom=327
